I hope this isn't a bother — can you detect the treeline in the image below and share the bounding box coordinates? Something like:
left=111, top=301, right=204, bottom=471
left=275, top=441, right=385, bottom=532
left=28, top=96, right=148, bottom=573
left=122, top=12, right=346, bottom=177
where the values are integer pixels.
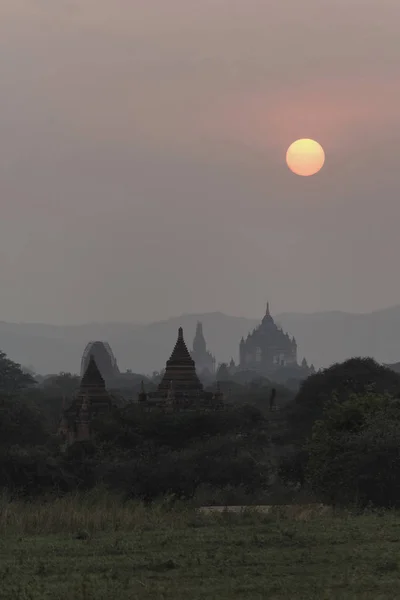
left=1, top=350, right=400, bottom=508
left=0, top=350, right=275, bottom=502
left=0, top=400, right=272, bottom=503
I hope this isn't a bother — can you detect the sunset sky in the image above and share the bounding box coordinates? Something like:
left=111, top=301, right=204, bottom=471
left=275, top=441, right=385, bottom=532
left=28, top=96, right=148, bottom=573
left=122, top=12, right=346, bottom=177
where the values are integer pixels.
left=1, top=0, right=399, bottom=323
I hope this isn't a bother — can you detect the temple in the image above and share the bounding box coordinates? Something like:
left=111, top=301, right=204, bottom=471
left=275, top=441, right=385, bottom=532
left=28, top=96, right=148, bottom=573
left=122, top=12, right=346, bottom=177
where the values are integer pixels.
left=239, top=303, right=298, bottom=375
left=140, top=327, right=222, bottom=409
left=80, top=341, right=119, bottom=383
left=191, top=322, right=216, bottom=376
left=59, top=354, right=116, bottom=446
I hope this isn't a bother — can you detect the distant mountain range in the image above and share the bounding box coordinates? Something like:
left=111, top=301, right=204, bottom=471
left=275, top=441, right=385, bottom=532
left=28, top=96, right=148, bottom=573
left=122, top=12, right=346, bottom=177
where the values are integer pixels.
left=2, top=306, right=400, bottom=376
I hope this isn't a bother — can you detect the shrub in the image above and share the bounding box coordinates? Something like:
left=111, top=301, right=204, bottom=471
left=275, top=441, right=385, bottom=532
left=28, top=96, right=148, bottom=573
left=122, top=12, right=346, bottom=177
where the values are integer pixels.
left=305, top=392, right=400, bottom=508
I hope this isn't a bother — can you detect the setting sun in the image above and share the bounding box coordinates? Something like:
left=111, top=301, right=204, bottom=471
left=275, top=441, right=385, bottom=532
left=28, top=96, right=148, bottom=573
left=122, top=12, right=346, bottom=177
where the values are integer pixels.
left=286, top=139, right=325, bottom=176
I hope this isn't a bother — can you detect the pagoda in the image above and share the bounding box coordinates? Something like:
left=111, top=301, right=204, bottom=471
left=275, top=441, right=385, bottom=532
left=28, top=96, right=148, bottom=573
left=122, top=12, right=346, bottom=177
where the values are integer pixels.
left=80, top=341, right=120, bottom=383
left=239, top=302, right=298, bottom=375
left=58, top=355, right=116, bottom=446
left=159, top=327, right=203, bottom=393
left=141, top=327, right=222, bottom=409
left=191, top=322, right=216, bottom=376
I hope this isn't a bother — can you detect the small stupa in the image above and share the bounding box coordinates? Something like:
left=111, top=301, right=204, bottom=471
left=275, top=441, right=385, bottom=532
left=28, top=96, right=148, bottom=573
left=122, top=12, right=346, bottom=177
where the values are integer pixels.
left=58, top=355, right=115, bottom=446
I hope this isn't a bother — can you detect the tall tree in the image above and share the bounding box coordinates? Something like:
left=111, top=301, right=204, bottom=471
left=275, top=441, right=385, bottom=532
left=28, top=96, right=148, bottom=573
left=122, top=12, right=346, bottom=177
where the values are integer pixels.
left=0, top=350, right=36, bottom=395
left=305, top=392, right=400, bottom=508
left=287, top=357, right=400, bottom=443
left=44, top=372, right=80, bottom=397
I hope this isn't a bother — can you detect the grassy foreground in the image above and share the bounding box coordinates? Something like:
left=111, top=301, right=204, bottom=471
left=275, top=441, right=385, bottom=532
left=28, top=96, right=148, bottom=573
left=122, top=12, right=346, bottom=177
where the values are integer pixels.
left=1, top=492, right=400, bottom=599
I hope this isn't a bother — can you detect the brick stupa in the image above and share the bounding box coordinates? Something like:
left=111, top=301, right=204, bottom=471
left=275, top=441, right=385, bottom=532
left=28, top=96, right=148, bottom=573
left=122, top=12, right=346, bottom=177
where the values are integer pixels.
left=141, top=327, right=221, bottom=409
left=158, top=327, right=203, bottom=394
left=58, top=355, right=116, bottom=446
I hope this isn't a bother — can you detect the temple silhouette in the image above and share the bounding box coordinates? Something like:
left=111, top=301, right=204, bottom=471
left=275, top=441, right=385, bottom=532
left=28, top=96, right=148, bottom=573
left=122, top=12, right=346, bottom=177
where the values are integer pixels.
left=190, top=321, right=216, bottom=376
left=59, top=354, right=117, bottom=446
left=139, top=327, right=223, bottom=410
left=81, top=341, right=119, bottom=383
left=238, top=302, right=297, bottom=374
left=58, top=303, right=313, bottom=444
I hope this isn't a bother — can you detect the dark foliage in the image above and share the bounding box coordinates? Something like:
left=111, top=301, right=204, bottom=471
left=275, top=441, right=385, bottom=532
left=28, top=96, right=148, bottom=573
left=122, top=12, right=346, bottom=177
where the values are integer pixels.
left=99, top=433, right=270, bottom=501
left=0, top=351, right=36, bottom=394
left=305, top=393, right=400, bottom=508
left=0, top=446, right=76, bottom=498
left=6, top=346, right=400, bottom=509
left=42, top=372, right=80, bottom=396
left=279, top=358, right=400, bottom=501
left=0, top=352, right=273, bottom=501
left=0, top=395, right=48, bottom=448
left=287, top=357, right=400, bottom=443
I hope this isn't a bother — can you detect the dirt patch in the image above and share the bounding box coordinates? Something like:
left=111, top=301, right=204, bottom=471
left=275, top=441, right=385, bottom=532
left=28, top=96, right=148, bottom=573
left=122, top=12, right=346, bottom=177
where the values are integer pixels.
left=199, top=504, right=332, bottom=520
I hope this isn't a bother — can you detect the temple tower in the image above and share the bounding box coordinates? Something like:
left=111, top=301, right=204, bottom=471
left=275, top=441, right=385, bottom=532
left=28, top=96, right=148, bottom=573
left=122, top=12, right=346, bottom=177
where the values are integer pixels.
left=191, top=322, right=216, bottom=375
left=80, top=341, right=119, bottom=383
left=143, top=327, right=217, bottom=409
left=158, top=327, right=203, bottom=394
left=59, top=355, right=115, bottom=446
left=238, top=302, right=298, bottom=375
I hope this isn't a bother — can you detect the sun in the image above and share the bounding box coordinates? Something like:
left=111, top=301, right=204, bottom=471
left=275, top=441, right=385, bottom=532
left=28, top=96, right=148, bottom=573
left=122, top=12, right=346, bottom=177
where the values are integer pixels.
left=286, top=138, right=325, bottom=177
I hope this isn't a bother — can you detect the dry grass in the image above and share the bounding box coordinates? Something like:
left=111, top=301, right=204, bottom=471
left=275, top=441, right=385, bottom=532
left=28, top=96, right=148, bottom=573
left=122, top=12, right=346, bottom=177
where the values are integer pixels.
left=0, top=488, right=333, bottom=536
left=1, top=490, right=400, bottom=599
left=0, top=488, right=193, bottom=536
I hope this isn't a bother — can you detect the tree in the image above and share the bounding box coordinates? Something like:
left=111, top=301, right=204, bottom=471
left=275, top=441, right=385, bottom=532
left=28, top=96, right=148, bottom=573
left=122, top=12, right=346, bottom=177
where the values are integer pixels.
left=0, top=350, right=36, bottom=395
left=102, top=432, right=271, bottom=502
left=287, top=357, right=400, bottom=444
left=278, top=358, right=400, bottom=489
left=94, top=403, right=267, bottom=453
left=305, top=392, right=400, bottom=507
left=43, top=372, right=80, bottom=397
left=0, top=394, right=47, bottom=447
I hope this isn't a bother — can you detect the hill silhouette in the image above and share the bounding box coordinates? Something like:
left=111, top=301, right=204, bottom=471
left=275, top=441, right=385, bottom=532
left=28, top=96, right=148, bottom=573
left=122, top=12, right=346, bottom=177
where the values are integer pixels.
left=1, top=306, right=400, bottom=375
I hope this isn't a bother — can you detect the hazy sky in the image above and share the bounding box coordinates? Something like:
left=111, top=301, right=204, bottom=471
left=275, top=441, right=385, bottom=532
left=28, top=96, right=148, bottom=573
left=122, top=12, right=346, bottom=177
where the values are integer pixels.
left=1, top=0, right=400, bottom=324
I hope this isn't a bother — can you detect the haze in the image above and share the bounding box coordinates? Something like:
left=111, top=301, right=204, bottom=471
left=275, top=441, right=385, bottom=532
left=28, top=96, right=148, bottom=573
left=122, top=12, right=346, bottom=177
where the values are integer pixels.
left=1, top=0, right=400, bottom=324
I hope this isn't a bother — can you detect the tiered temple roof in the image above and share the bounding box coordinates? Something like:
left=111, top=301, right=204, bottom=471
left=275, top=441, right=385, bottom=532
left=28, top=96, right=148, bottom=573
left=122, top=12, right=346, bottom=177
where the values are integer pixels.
left=78, top=354, right=115, bottom=414
left=81, top=353, right=105, bottom=387
left=239, top=302, right=298, bottom=374
left=158, top=327, right=203, bottom=395
left=59, top=354, right=116, bottom=445
left=80, top=341, right=119, bottom=382
left=191, top=322, right=216, bottom=375
left=142, top=327, right=222, bottom=409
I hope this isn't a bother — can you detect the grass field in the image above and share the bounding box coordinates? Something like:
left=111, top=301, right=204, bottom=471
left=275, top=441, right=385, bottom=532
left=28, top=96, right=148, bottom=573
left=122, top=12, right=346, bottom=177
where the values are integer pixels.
left=1, top=491, right=400, bottom=599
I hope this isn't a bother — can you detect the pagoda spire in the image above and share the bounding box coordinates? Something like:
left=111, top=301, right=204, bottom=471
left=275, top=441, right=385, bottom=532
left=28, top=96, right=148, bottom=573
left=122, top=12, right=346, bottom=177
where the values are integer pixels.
left=262, top=301, right=273, bottom=325
left=169, top=327, right=194, bottom=364
left=157, top=327, right=203, bottom=394
left=193, top=321, right=206, bottom=354
left=58, top=353, right=114, bottom=447
left=80, top=354, right=105, bottom=389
